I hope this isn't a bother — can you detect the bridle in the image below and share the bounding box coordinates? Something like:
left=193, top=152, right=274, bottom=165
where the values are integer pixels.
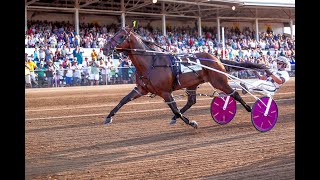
left=107, top=27, right=131, bottom=51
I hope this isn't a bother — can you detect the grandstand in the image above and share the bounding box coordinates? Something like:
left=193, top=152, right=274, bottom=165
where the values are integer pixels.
left=26, top=0, right=295, bottom=39
left=25, top=0, right=295, bottom=87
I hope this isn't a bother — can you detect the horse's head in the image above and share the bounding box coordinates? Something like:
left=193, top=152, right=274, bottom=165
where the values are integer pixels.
left=102, top=27, right=133, bottom=56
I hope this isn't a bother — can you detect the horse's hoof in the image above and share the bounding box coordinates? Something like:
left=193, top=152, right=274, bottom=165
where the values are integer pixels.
left=190, top=121, right=198, bottom=129
left=104, top=117, right=112, bottom=124
left=169, top=119, right=177, bottom=125
left=246, top=105, right=252, bottom=112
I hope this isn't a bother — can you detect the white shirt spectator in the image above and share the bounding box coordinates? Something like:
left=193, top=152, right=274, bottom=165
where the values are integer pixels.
left=82, top=59, right=91, bottom=75
left=65, top=66, right=74, bottom=78
left=28, top=38, right=36, bottom=47
left=100, top=62, right=111, bottom=76
left=49, top=35, right=57, bottom=45
left=72, top=64, right=82, bottom=78
left=259, top=41, right=266, bottom=50
left=58, top=66, right=65, bottom=80
left=39, top=49, right=45, bottom=60
left=249, top=41, right=256, bottom=49
left=98, top=50, right=104, bottom=60
left=66, top=48, right=73, bottom=59
left=25, top=36, right=29, bottom=46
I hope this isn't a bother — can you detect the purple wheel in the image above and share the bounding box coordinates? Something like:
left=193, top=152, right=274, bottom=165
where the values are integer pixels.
left=251, top=96, right=278, bottom=132
left=210, top=96, right=237, bottom=125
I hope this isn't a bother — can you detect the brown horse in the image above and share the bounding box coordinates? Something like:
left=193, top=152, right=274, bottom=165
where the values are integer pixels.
left=102, top=27, right=266, bottom=129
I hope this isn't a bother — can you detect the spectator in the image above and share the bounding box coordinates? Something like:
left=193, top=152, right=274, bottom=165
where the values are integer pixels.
left=33, top=47, right=40, bottom=66
left=74, top=34, right=81, bottom=47
left=44, top=46, right=53, bottom=62
left=100, top=59, right=108, bottom=85
left=109, top=60, right=116, bottom=84
left=82, top=57, right=91, bottom=85
left=60, top=45, right=67, bottom=59
left=73, top=46, right=84, bottom=65
left=26, top=58, right=38, bottom=87
left=45, top=60, right=55, bottom=87
left=65, top=63, right=73, bottom=87
left=98, top=48, right=105, bottom=61
left=91, top=48, right=98, bottom=60
left=72, top=60, right=82, bottom=86
left=61, top=57, right=70, bottom=69
left=39, top=46, right=45, bottom=62
left=89, top=57, right=100, bottom=86
left=48, top=34, right=57, bottom=48
left=120, top=57, right=130, bottom=84
left=25, top=61, right=32, bottom=88
left=66, top=46, right=73, bottom=59
left=55, top=47, right=61, bottom=61
left=35, top=62, right=46, bottom=88
left=57, top=64, right=65, bottom=87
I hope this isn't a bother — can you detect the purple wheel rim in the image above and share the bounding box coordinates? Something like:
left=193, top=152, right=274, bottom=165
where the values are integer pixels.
left=210, top=96, right=237, bottom=125
left=251, top=96, right=278, bottom=132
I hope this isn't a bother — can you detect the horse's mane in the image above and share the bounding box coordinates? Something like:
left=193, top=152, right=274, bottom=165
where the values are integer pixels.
left=132, top=31, right=164, bottom=52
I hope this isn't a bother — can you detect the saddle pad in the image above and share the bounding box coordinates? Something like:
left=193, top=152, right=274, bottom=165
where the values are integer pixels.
left=180, top=58, right=202, bottom=73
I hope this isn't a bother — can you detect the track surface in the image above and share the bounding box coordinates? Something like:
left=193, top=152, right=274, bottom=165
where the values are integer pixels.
left=25, top=78, right=295, bottom=179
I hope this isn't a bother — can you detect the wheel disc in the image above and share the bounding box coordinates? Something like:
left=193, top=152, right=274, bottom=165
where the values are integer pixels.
left=210, top=96, right=237, bottom=125
left=251, top=96, right=278, bottom=132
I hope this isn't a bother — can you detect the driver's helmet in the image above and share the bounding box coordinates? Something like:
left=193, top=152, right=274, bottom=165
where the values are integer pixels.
left=276, top=56, right=290, bottom=68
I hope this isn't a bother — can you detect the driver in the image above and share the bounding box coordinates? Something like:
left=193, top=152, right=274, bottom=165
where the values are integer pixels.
left=240, top=56, right=291, bottom=95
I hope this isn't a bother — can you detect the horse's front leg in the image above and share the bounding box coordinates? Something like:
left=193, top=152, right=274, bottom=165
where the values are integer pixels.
left=169, top=87, right=197, bottom=125
left=161, top=92, right=198, bottom=129
left=105, top=86, right=148, bottom=124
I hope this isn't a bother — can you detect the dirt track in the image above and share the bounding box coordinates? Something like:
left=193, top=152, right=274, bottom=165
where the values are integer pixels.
left=25, top=78, right=295, bottom=180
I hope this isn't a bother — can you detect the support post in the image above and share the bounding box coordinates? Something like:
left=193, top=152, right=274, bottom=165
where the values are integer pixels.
left=121, top=13, right=125, bottom=28
left=121, top=0, right=125, bottom=28
left=75, top=8, right=79, bottom=35
left=290, top=19, right=294, bottom=39
left=162, top=2, right=166, bottom=36
left=217, top=17, right=220, bottom=42
left=162, top=15, right=166, bottom=36
left=222, top=27, right=225, bottom=59
left=255, top=18, right=259, bottom=41
left=198, top=16, right=202, bottom=37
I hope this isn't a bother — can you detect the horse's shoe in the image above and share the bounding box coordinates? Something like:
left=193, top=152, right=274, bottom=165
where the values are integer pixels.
left=169, top=119, right=177, bottom=125
left=104, top=117, right=113, bottom=124
left=190, top=121, right=198, bottom=129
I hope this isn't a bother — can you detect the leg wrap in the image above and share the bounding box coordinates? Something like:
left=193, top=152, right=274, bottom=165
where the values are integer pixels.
left=165, top=100, right=176, bottom=104
left=133, top=87, right=143, bottom=96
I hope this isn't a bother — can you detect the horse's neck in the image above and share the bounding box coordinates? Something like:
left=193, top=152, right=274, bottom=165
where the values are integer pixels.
left=128, top=36, right=155, bottom=76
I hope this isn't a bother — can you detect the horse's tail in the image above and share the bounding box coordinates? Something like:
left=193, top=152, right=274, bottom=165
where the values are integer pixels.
left=220, top=59, right=267, bottom=72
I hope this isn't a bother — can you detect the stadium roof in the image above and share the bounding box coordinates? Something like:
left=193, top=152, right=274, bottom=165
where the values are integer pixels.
left=26, top=0, right=295, bottom=23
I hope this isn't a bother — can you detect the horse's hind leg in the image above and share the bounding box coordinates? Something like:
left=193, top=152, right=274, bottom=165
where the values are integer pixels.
left=221, top=85, right=252, bottom=112
left=169, top=87, right=197, bottom=125
left=231, top=91, right=251, bottom=112
left=162, top=92, right=198, bottom=129
left=104, top=86, right=147, bottom=124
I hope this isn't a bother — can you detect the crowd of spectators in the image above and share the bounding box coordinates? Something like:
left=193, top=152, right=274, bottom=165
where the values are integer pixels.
left=25, top=20, right=295, bottom=88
